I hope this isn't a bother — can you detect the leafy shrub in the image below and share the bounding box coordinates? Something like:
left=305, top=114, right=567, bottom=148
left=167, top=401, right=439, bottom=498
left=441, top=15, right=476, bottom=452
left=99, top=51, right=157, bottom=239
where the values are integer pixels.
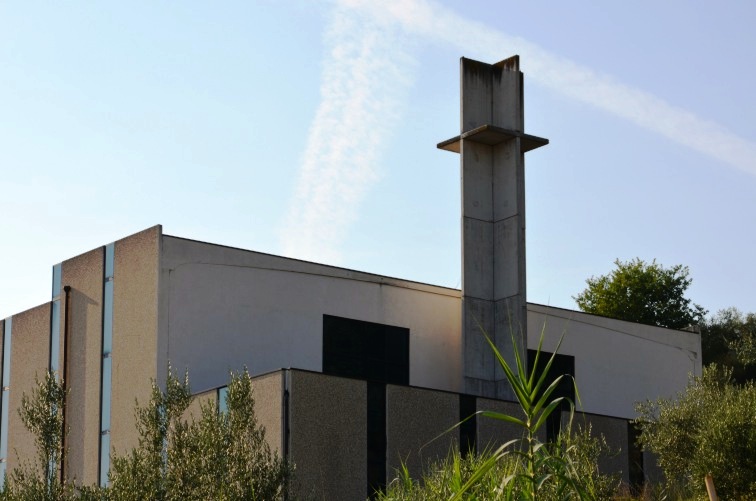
left=104, top=367, right=291, bottom=500
left=635, top=365, right=756, bottom=500
left=1, top=368, right=290, bottom=501
left=379, top=426, right=618, bottom=500
left=380, top=328, right=619, bottom=500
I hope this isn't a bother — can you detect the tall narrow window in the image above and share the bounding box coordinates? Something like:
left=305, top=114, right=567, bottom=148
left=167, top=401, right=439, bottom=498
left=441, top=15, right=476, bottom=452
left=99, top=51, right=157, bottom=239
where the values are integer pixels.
left=99, top=243, right=115, bottom=486
left=527, top=350, right=575, bottom=442
left=217, top=387, right=228, bottom=414
left=50, top=263, right=62, bottom=373
left=47, top=263, right=64, bottom=480
left=0, top=318, right=12, bottom=487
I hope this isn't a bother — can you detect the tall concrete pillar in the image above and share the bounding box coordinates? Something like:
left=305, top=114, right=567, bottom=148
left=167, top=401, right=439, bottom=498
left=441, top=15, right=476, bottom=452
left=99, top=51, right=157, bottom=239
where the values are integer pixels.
left=438, top=56, right=548, bottom=400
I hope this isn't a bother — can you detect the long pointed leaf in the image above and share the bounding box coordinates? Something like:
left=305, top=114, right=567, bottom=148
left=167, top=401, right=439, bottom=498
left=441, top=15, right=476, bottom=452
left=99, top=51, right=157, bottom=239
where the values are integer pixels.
left=532, top=376, right=566, bottom=417
left=532, top=398, right=564, bottom=434
left=531, top=334, right=566, bottom=399
left=478, top=410, right=527, bottom=428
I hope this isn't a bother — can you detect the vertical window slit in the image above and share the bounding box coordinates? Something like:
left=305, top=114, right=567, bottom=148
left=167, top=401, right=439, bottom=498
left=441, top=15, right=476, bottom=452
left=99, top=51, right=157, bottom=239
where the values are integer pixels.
left=0, top=318, right=12, bottom=488
left=98, top=243, right=115, bottom=487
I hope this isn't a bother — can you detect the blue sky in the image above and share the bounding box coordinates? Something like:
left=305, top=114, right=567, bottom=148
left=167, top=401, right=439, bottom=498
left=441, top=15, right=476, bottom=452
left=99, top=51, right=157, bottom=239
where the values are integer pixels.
left=2, top=0, right=755, bottom=320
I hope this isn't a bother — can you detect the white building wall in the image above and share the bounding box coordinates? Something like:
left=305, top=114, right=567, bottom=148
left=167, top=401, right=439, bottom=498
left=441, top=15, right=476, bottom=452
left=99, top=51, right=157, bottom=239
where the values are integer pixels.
left=158, top=236, right=462, bottom=393
left=156, top=235, right=701, bottom=419
left=527, top=303, right=702, bottom=419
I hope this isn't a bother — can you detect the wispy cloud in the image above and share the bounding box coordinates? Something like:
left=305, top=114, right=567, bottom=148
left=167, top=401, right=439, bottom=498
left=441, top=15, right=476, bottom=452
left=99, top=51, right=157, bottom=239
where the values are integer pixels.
left=355, top=0, right=756, bottom=177
left=279, top=4, right=415, bottom=263
left=282, top=0, right=756, bottom=263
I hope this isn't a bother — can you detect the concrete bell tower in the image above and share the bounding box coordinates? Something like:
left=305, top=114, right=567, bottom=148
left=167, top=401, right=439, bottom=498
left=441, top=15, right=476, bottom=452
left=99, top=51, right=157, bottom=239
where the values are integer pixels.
left=438, top=56, right=548, bottom=400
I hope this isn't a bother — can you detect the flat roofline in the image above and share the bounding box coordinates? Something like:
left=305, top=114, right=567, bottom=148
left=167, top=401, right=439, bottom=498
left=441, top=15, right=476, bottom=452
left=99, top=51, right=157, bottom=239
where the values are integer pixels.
left=528, top=301, right=702, bottom=335
left=163, top=233, right=462, bottom=296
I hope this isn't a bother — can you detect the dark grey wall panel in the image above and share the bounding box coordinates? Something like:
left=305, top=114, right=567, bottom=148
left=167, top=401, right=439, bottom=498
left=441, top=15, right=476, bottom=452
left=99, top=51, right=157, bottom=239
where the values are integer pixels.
left=386, top=385, right=459, bottom=482
left=476, top=398, right=533, bottom=453
left=573, top=413, right=630, bottom=484
left=289, top=370, right=366, bottom=501
left=643, top=451, right=665, bottom=485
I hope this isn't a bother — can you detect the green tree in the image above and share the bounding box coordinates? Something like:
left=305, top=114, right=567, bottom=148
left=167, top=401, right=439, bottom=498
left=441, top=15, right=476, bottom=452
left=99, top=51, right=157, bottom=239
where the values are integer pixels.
left=701, top=307, right=756, bottom=382
left=3, top=367, right=290, bottom=500
left=103, top=367, right=290, bottom=501
left=102, top=369, right=291, bottom=501
left=574, top=258, right=706, bottom=329
left=0, top=370, right=76, bottom=501
left=635, top=365, right=756, bottom=500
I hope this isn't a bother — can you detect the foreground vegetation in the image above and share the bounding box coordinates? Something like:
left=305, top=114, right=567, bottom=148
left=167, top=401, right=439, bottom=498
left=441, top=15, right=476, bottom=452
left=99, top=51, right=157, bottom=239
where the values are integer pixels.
left=5, top=322, right=756, bottom=499
left=380, top=363, right=756, bottom=501
left=379, top=428, right=619, bottom=501
left=0, top=368, right=290, bottom=501
left=381, top=319, right=756, bottom=500
left=636, top=365, right=756, bottom=500
left=380, top=327, right=618, bottom=500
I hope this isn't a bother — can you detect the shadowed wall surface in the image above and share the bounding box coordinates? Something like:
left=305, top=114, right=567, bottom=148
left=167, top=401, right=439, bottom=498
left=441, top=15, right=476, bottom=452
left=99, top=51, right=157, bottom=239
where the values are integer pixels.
left=62, top=247, right=104, bottom=485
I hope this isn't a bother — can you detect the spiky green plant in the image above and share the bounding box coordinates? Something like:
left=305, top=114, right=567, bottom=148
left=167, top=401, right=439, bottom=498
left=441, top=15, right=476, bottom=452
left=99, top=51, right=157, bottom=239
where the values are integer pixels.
left=381, top=324, right=610, bottom=501
left=380, top=429, right=618, bottom=501
left=445, top=327, right=594, bottom=500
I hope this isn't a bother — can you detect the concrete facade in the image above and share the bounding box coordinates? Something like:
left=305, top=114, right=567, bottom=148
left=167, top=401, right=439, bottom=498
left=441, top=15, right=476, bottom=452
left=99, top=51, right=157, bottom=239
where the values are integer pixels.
left=528, top=303, right=701, bottom=418
left=289, top=370, right=367, bottom=500
left=439, top=56, right=548, bottom=401
left=111, top=226, right=160, bottom=456
left=571, top=412, right=632, bottom=485
left=0, top=56, right=703, bottom=497
left=0, top=225, right=702, bottom=496
left=158, top=235, right=462, bottom=393
left=385, top=385, right=459, bottom=481
left=61, top=247, right=104, bottom=485
left=7, top=304, right=51, bottom=475
left=476, top=398, right=543, bottom=452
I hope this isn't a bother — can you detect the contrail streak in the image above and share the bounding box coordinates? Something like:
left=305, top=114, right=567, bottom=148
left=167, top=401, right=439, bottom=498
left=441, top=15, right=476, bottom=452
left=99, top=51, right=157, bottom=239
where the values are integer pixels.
left=282, top=0, right=755, bottom=264
left=358, top=0, right=756, bottom=177
left=280, top=4, right=415, bottom=263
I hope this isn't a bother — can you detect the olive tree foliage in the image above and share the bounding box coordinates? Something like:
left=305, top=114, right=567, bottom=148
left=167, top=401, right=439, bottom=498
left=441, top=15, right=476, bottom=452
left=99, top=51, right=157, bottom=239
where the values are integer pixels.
left=1, top=368, right=290, bottom=501
left=635, top=365, right=756, bottom=500
left=701, top=307, right=756, bottom=382
left=0, top=370, right=76, bottom=501
left=573, top=258, right=706, bottom=329
left=100, top=367, right=291, bottom=501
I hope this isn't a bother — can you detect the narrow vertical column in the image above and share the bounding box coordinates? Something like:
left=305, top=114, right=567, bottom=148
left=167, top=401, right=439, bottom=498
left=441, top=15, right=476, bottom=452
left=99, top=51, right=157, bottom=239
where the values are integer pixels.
left=0, top=318, right=11, bottom=486
left=50, top=263, right=62, bottom=374
left=438, top=56, right=547, bottom=400
left=98, top=242, right=115, bottom=486
left=49, top=263, right=63, bottom=483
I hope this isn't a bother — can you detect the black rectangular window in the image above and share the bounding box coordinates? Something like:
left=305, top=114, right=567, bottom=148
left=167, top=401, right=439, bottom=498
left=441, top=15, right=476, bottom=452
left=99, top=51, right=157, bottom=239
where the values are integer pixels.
left=527, top=349, right=575, bottom=442
left=322, top=315, right=409, bottom=385
left=459, top=394, right=477, bottom=457
left=366, top=382, right=386, bottom=497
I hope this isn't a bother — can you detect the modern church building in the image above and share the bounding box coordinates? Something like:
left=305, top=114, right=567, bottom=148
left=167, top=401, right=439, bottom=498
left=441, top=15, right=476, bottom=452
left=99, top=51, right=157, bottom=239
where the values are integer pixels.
left=0, top=57, right=701, bottom=500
